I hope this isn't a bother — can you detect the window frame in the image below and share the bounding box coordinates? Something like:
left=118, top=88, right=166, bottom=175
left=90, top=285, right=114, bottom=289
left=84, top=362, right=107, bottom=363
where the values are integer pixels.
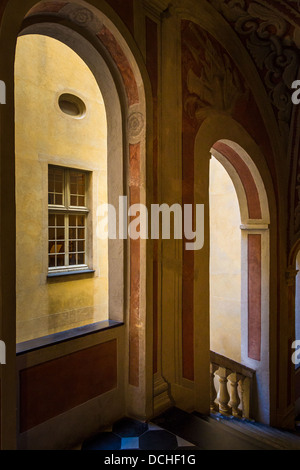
left=48, top=165, right=91, bottom=274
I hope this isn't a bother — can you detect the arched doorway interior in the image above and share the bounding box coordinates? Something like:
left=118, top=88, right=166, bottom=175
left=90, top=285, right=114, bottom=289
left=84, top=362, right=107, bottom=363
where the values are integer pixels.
left=209, top=139, right=270, bottom=424
left=209, top=154, right=242, bottom=363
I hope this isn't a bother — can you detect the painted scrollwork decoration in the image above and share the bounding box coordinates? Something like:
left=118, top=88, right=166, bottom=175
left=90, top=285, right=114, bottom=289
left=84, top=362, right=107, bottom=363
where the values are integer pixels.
left=183, top=24, right=248, bottom=122
left=209, top=0, right=300, bottom=138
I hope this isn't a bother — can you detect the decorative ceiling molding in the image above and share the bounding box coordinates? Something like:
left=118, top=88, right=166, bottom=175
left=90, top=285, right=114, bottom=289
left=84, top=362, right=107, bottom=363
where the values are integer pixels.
left=256, top=0, right=300, bottom=27
left=208, top=0, right=300, bottom=140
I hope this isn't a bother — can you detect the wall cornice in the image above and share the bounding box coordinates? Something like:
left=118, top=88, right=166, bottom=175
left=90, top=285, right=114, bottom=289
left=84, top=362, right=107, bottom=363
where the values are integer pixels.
left=142, top=0, right=170, bottom=19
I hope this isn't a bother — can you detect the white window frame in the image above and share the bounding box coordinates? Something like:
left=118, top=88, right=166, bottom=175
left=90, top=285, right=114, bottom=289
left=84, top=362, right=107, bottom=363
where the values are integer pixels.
left=48, top=165, right=90, bottom=274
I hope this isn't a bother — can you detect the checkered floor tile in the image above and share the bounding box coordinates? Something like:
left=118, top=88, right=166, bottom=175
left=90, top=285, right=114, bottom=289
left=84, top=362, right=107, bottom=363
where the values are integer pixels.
left=81, top=417, right=199, bottom=451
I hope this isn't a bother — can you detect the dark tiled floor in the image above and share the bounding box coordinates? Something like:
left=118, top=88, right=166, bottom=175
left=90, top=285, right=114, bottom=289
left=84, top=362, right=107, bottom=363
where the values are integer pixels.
left=81, top=417, right=200, bottom=451
left=81, top=407, right=282, bottom=451
left=152, top=408, right=276, bottom=450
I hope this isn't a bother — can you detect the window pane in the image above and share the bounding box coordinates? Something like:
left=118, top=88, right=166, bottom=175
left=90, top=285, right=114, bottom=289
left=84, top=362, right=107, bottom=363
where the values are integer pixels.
left=57, top=255, right=65, bottom=267
left=70, top=183, right=77, bottom=195
left=48, top=214, right=66, bottom=268
left=78, top=184, right=85, bottom=196
left=48, top=194, right=54, bottom=205
left=78, top=240, right=85, bottom=252
left=57, top=227, right=65, bottom=240
left=69, top=215, right=77, bottom=227
left=78, top=253, right=85, bottom=265
left=69, top=228, right=76, bottom=240
left=78, top=228, right=85, bottom=240
left=69, top=171, right=86, bottom=207
left=49, top=214, right=55, bottom=226
left=56, top=214, right=65, bottom=227
left=49, top=255, right=56, bottom=268
left=49, top=241, right=56, bottom=253
left=78, top=215, right=85, bottom=227
left=56, top=242, right=65, bottom=254
left=69, top=241, right=76, bottom=253
left=70, top=173, right=77, bottom=185
left=55, top=194, right=63, bottom=206
left=49, top=228, right=55, bottom=240
left=78, top=196, right=85, bottom=207
left=55, top=180, right=63, bottom=194
left=77, top=174, right=85, bottom=186
left=66, top=214, right=87, bottom=267
left=70, top=195, right=78, bottom=206
left=48, top=166, right=64, bottom=207
left=48, top=172, right=54, bottom=193
left=69, top=253, right=77, bottom=266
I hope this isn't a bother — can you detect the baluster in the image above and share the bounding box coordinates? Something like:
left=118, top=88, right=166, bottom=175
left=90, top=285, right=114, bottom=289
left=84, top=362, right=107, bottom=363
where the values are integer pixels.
left=239, top=377, right=250, bottom=419
left=216, top=367, right=231, bottom=415
left=228, top=373, right=242, bottom=417
left=210, top=363, right=219, bottom=412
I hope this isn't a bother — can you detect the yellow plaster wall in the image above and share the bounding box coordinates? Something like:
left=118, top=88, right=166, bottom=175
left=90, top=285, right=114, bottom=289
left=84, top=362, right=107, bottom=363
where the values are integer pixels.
left=209, top=156, right=241, bottom=362
left=15, top=34, right=109, bottom=343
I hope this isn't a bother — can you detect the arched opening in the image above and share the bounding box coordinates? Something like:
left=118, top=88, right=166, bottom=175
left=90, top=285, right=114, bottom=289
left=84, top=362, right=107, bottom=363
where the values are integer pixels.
left=209, top=155, right=242, bottom=363
left=287, top=242, right=300, bottom=423
left=209, top=139, right=270, bottom=424
left=15, top=33, right=110, bottom=343
left=3, top=0, right=151, bottom=449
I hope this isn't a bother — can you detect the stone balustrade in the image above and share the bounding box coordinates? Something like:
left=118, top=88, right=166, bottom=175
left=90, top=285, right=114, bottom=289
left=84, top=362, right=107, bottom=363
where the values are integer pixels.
left=210, top=351, right=255, bottom=420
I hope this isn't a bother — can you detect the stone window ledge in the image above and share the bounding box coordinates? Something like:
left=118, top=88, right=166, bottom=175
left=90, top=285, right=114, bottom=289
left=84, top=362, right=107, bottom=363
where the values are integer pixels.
left=16, top=320, right=124, bottom=355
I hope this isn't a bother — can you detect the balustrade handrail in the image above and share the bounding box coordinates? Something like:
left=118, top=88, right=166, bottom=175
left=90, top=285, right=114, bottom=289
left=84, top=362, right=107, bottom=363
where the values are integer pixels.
left=210, top=350, right=256, bottom=379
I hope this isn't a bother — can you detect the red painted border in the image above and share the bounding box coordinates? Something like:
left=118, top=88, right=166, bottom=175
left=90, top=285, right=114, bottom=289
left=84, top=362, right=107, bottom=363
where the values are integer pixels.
left=129, top=143, right=141, bottom=387
left=97, top=26, right=139, bottom=106
left=213, top=142, right=262, bottom=220
left=248, top=234, right=262, bottom=361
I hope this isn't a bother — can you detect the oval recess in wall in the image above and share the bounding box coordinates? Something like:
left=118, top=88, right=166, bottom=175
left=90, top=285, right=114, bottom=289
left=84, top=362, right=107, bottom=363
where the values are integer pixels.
left=58, top=93, right=86, bottom=118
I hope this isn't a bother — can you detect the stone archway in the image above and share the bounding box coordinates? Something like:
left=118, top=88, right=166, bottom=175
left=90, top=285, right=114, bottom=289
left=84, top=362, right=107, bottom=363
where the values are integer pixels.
left=20, top=0, right=151, bottom=417
left=0, top=0, right=153, bottom=449
left=190, top=113, right=274, bottom=424
left=210, top=139, right=270, bottom=423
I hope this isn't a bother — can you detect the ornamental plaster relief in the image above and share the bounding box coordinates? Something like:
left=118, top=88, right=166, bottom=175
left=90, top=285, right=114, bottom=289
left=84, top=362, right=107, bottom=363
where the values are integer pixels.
left=183, top=24, right=249, bottom=123
left=208, top=0, right=300, bottom=139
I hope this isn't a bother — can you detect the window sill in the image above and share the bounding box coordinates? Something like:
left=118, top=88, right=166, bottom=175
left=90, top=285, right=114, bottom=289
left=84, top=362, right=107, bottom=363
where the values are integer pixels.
left=47, top=269, right=95, bottom=278
left=16, top=320, right=124, bottom=356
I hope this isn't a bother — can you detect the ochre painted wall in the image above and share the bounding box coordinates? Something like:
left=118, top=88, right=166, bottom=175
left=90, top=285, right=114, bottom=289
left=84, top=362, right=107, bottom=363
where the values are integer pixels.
left=209, top=156, right=242, bottom=362
left=15, top=34, right=109, bottom=343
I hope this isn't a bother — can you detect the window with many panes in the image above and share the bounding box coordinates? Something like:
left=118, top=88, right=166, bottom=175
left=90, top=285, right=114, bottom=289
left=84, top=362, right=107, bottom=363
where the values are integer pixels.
left=48, top=165, right=89, bottom=272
